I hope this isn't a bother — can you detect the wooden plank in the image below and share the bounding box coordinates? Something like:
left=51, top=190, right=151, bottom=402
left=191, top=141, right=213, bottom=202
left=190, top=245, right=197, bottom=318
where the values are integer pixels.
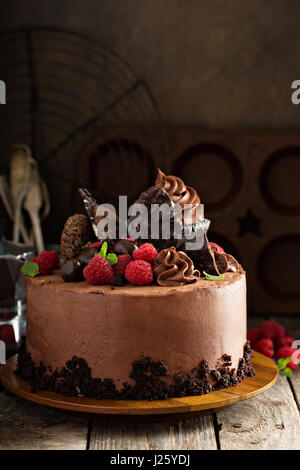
left=217, top=374, right=300, bottom=450
left=89, top=415, right=217, bottom=450
left=290, top=368, right=300, bottom=411
left=0, top=391, right=89, bottom=450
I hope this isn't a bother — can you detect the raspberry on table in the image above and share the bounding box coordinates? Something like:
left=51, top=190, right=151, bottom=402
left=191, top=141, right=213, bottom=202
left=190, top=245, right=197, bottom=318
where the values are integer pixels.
left=125, top=260, right=153, bottom=285
left=258, top=321, right=285, bottom=341
left=133, top=243, right=158, bottom=264
left=276, top=336, right=294, bottom=349
left=83, top=254, right=114, bottom=285
left=40, top=250, right=60, bottom=269
left=247, top=328, right=261, bottom=348
left=114, top=254, right=132, bottom=275
left=254, top=338, right=274, bottom=358
left=276, top=346, right=300, bottom=371
left=32, top=256, right=55, bottom=275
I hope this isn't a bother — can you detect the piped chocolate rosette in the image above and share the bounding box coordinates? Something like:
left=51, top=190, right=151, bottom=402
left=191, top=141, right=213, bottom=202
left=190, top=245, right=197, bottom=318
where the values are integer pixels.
left=153, top=246, right=200, bottom=286
left=155, top=168, right=203, bottom=224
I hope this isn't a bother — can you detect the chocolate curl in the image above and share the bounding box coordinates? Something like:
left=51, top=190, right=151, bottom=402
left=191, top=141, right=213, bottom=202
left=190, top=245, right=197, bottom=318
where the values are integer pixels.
left=213, top=250, right=242, bottom=274
left=226, top=253, right=241, bottom=272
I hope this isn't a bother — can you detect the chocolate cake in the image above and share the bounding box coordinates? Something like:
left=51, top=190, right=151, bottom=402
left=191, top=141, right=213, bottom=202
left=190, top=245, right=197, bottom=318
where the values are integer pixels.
left=17, top=169, right=254, bottom=400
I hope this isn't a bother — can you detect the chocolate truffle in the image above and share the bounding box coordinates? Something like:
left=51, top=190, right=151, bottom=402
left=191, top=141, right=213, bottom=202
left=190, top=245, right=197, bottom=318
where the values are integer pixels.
left=60, top=213, right=94, bottom=261
left=61, top=259, right=84, bottom=282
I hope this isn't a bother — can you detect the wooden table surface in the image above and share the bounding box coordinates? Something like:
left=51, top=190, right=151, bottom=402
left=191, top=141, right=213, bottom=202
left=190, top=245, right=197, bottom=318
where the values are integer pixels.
left=1, top=316, right=300, bottom=450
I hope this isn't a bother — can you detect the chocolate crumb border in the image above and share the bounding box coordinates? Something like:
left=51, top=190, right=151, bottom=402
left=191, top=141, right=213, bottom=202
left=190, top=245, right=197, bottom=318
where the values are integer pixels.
left=15, top=339, right=255, bottom=401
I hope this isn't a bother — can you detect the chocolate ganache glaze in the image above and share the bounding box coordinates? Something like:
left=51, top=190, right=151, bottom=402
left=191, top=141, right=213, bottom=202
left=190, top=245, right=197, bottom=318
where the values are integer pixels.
left=153, top=246, right=200, bottom=286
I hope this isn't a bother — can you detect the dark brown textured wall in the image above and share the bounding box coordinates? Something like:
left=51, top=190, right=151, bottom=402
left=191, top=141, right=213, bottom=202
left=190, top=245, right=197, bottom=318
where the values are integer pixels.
left=1, top=0, right=300, bottom=128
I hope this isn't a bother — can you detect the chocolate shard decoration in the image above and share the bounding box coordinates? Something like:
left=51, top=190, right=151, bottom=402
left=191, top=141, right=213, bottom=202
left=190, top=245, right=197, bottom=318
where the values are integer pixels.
left=187, top=233, right=220, bottom=276
left=78, top=187, right=119, bottom=240
left=78, top=187, right=98, bottom=235
left=131, top=186, right=173, bottom=213
left=226, top=253, right=242, bottom=273
left=210, top=248, right=243, bottom=274
left=128, top=186, right=175, bottom=249
left=213, top=250, right=229, bottom=274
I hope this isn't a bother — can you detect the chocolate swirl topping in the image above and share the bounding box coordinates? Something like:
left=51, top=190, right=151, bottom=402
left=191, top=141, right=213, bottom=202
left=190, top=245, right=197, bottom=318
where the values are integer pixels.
left=155, top=169, right=200, bottom=206
left=155, top=169, right=203, bottom=223
left=153, top=246, right=200, bottom=286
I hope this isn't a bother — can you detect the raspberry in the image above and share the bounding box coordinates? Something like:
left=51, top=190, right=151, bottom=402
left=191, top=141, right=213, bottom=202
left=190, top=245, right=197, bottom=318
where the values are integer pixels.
left=1, top=325, right=15, bottom=344
left=126, top=238, right=135, bottom=242
left=133, top=243, right=158, bottom=264
left=276, top=346, right=300, bottom=371
left=254, top=338, right=274, bottom=358
left=125, top=260, right=153, bottom=285
left=83, top=255, right=114, bottom=285
left=258, top=321, right=285, bottom=341
left=209, top=242, right=224, bottom=253
left=247, top=328, right=261, bottom=347
left=276, top=336, right=294, bottom=349
left=32, top=256, right=54, bottom=275
left=40, top=250, right=59, bottom=269
left=89, top=242, right=102, bottom=248
left=114, top=254, right=132, bottom=275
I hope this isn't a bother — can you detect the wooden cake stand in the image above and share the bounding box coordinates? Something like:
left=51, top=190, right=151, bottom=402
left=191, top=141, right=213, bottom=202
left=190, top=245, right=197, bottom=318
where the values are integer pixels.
left=0, top=352, right=277, bottom=422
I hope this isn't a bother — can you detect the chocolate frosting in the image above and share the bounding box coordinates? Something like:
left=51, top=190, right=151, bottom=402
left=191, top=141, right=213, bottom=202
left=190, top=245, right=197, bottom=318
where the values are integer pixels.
left=24, top=270, right=247, bottom=386
left=155, top=169, right=202, bottom=223
left=156, top=169, right=200, bottom=206
left=153, top=246, right=200, bottom=286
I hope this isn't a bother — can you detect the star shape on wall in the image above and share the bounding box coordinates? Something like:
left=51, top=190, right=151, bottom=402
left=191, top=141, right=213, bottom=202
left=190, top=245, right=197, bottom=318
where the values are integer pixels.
left=237, top=209, right=262, bottom=237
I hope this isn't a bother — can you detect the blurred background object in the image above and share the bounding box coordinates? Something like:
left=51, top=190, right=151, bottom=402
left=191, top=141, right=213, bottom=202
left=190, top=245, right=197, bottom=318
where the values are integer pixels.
left=0, top=243, right=35, bottom=357
left=0, top=0, right=299, bottom=319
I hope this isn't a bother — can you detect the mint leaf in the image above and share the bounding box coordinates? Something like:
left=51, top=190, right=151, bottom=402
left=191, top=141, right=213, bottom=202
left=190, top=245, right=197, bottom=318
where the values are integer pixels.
left=277, top=356, right=292, bottom=372
left=106, top=253, right=118, bottom=266
left=283, top=367, right=293, bottom=378
left=99, top=241, right=107, bottom=258
left=283, top=356, right=292, bottom=367
left=277, top=359, right=286, bottom=372
left=203, top=271, right=224, bottom=281
left=21, top=261, right=39, bottom=277
left=277, top=358, right=286, bottom=366
left=81, top=241, right=91, bottom=250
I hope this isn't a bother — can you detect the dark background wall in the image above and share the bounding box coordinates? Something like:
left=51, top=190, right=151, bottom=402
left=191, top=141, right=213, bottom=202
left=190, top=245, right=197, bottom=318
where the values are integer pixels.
left=1, top=0, right=300, bottom=128
left=0, top=1, right=300, bottom=316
